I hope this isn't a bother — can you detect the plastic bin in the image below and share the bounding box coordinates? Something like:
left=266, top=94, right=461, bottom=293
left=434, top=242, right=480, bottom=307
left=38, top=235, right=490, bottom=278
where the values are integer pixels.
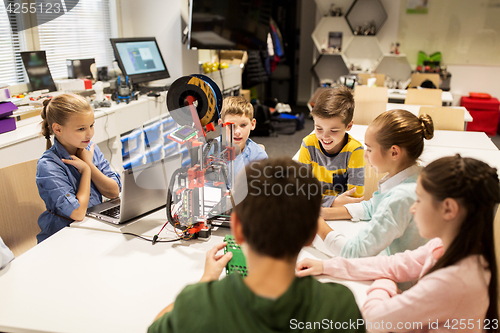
left=123, top=154, right=144, bottom=170
left=461, top=96, right=500, bottom=136
left=163, top=141, right=179, bottom=157
left=145, top=144, right=163, bottom=164
left=163, top=128, right=178, bottom=145
left=161, top=116, right=177, bottom=132
left=121, top=129, right=142, bottom=158
left=182, top=156, right=191, bottom=168
left=143, top=121, right=161, bottom=146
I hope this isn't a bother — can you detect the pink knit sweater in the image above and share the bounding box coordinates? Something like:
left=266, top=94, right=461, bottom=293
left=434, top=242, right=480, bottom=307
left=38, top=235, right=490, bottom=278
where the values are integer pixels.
left=323, top=238, right=491, bottom=332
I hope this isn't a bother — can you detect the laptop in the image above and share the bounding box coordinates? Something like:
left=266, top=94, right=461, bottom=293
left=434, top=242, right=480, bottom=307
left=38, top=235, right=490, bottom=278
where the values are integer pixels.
left=86, top=153, right=182, bottom=224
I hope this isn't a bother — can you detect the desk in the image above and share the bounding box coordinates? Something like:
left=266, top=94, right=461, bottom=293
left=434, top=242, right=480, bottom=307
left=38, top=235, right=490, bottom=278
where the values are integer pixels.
left=0, top=209, right=370, bottom=333
left=0, top=95, right=166, bottom=171
left=387, top=89, right=454, bottom=106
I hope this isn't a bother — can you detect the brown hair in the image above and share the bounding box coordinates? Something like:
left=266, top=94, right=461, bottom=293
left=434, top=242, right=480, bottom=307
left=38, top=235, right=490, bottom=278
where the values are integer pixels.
left=371, top=109, right=434, bottom=162
left=40, top=93, right=92, bottom=149
left=233, top=158, right=322, bottom=260
left=420, top=155, right=499, bottom=325
left=311, top=86, right=355, bottom=125
left=221, top=96, right=253, bottom=121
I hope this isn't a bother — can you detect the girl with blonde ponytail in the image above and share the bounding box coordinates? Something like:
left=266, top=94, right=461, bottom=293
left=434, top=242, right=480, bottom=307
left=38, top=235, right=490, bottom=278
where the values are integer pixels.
left=36, top=93, right=120, bottom=242
left=310, top=109, right=435, bottom=259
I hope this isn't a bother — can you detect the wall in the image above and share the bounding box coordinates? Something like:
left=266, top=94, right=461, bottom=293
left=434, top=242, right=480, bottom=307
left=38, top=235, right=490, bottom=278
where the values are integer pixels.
left=119, top=0, right=198, bottom=85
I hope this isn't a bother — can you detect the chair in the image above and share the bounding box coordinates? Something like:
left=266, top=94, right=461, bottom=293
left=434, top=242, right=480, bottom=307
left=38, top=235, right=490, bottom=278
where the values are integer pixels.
left=0, top=159, right=44, bottom=257
left=419, top=106, right=465, bottom=131
left=353, top=86, right=388, bottom=125
left=405, top=88, right=443, bottom=106
left=410, top=73, right=440, bottom=88
left=357, top=73, right=386, bottom=87
left=363, top=164, right=387, bottom=200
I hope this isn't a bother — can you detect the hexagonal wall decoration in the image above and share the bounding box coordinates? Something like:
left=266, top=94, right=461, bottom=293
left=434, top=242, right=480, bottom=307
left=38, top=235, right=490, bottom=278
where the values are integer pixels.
left=345, top=0, right=387, bottom=35
left=314, top=0, right=355, bottom=17
left=343, top=36, right=383, bottom=73
left=312, top=17, right=353, bottom=54
left=311, top=54, right=350, bottom=84
left=376, top=55, right=413, bottom=82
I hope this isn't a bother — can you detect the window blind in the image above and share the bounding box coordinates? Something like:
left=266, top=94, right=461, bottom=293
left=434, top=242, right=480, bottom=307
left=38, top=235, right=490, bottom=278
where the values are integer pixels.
left=0, top=3, right=26, bottom=85
left=37, top=0, right=114, bottom=80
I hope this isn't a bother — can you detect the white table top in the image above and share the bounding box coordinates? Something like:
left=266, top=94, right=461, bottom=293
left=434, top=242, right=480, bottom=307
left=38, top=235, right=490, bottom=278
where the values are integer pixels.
left=0, top=209, right=370, bottom=333
left=387, top=89, right=454, bottom=104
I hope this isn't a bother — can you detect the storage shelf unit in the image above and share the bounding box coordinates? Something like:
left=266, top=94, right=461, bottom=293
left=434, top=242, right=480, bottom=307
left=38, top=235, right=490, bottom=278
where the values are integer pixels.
left=311, top=0, right=412, bottom=85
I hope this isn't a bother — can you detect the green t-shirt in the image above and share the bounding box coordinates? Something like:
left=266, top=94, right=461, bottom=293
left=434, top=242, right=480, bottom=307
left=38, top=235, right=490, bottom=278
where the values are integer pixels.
left=148, top=274, right=365, bottom=333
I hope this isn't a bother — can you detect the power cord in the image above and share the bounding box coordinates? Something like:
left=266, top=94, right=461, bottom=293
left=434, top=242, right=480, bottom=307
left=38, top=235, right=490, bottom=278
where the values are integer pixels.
left=122, top=232, right=180, bottom=243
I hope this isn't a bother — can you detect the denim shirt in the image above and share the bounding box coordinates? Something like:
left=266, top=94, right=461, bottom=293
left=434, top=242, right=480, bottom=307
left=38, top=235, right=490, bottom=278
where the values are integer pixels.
left=36, top=139, right=121, bottom=242
left=232, top=138, right=268, bottom=180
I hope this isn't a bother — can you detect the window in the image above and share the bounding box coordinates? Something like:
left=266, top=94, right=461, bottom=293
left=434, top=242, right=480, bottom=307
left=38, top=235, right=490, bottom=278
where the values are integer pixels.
left=37, top=0, right=115, bottom=79
left=0, top=4, right=26, bottom=85
left=0, top=0, right=116, bottom=85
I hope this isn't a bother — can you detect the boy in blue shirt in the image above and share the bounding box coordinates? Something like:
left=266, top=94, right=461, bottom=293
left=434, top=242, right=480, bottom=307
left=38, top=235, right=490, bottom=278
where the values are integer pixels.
left=221, top=96, right=267, bottom=178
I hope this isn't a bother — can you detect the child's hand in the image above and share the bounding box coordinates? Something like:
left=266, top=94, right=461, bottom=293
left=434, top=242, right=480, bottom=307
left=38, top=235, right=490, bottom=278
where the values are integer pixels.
left=296, top=258, right=323, bottom=277
left=62, top=155, right=90, bottom=174
left=332, top=187, right=364, bottom=207
left=76, top=143, right=95, bottom=167
left=199, top=242, right=233, bottom=283
left=317, top=216, right=333, bottom=240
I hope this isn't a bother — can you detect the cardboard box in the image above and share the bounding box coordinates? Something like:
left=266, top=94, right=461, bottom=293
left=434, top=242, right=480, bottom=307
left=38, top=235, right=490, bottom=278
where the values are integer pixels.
left=216, top=51, right=248, bottom=70
left=241, top=89, right=251, bottom=102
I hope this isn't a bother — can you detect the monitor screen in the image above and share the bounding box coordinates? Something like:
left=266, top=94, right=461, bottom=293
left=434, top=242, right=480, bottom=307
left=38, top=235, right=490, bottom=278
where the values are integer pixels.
left=110, top=37, right=170, bottom=85
left=20, top=51, right=57, bottom=92
left=188, top=0, right=271, bottom=50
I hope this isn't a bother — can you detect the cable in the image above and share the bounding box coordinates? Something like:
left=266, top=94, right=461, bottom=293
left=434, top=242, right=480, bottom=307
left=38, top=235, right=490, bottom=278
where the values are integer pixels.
left=122, top=232, right=180, bottom=243
left=100, top=108, right=116, bottom=174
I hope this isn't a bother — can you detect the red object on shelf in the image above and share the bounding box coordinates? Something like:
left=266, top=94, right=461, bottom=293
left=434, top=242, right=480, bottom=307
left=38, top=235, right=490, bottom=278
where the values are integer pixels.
left=82, top=79, right=92, bottom=90
left=469, top=92, right=491, bottom=99
left=461, top=96, right=500, bottom=136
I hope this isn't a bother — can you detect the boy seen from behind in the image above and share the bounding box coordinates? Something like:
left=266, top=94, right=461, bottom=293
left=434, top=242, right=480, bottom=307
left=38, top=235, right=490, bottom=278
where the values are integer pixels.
left=299, top=87, right=365, bottom=207
left=221, top=96, right=267, bottom=178
left=148, top=158, right=364, bottom=333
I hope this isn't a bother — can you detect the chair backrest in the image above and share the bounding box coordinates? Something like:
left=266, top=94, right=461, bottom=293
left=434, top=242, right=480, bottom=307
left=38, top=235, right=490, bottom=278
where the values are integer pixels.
left=353, top=86, right=388, bottom=125
left=405, top=88, right=443, bottom=106
left=357, top=73, right=386, bottom=87
left=410, top=73, right=440, bottom=88
left=0, top=159, right=44, bottom=257
left=419, top=106, right=465, bottom=131
left=363, top=164, right=387, bottom=200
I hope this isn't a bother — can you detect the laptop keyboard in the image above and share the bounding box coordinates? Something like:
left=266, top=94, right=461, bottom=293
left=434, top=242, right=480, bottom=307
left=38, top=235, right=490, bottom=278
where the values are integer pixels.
left=100, top=206, right=120, bottom=218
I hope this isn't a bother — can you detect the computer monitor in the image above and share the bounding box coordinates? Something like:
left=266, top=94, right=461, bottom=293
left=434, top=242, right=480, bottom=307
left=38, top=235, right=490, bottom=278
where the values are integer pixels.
left=20, top=51, right=57, bottom=92
left=110, top=37, right=170, bottom=85
left=188, top=0, right=271, bottom=50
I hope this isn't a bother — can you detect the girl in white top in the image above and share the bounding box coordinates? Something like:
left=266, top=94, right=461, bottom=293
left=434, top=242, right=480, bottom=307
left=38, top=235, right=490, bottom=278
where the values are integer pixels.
left=318, top=109, right=434, bottom=258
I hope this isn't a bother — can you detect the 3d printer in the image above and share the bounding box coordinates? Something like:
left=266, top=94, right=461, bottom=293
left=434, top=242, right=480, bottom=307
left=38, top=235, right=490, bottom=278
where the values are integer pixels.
left=161, top=74, right=238, bottom=241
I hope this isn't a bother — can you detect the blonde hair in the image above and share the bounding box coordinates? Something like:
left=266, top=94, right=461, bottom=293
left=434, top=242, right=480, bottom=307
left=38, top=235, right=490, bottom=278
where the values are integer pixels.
left=311, top=86, right=354, bottom=125
left=221, top=96, right=253, bottom=121
left=40, top=93, right=92, bottom=150
left=371, top=109, right=434, bottom=162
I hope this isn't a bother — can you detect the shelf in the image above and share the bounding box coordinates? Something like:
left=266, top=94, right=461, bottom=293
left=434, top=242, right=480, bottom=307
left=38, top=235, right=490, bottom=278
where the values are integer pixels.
left=315, top=0, right=355, bottom=17
left=375, top=54, right=412, bottom=81
left=312, top=16, right=353, bottom=53
left=311, top=53, right=349, bottom=84
left=345, top=0, right=387, bottom=35
left=343, top=36, right=383, bottom=72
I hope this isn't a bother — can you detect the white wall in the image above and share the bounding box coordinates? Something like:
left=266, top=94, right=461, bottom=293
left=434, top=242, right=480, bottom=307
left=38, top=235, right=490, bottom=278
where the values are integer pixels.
left=446, top=65, right=500, bottom=105
left=119, top=0, right=198, bottom=85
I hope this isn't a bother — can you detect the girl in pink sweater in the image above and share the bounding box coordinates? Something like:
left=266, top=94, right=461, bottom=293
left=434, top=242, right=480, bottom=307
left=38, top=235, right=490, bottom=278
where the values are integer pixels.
left=297, top=155, right=499, bottom=332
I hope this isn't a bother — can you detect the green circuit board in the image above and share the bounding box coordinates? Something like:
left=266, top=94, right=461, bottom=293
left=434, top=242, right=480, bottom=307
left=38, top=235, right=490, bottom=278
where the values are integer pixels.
left=223, top=235, right=248, bottom=277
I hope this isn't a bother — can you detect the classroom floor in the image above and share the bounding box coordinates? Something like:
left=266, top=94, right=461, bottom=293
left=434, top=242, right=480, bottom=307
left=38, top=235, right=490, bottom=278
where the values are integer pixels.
left=250, top=105, right=314, bottom=158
